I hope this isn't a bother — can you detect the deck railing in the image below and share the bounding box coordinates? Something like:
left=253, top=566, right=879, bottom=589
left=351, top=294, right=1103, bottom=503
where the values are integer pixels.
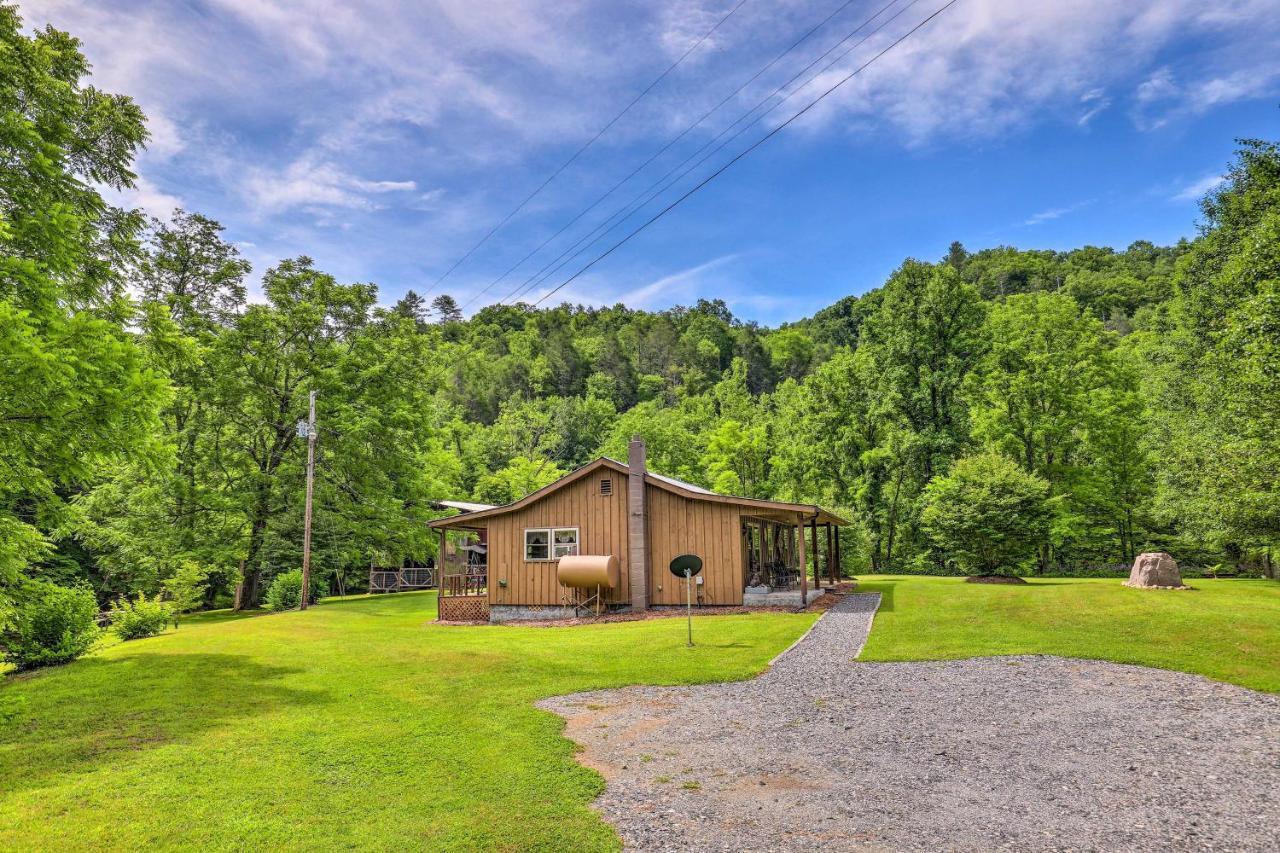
left=369, top=567, right=436, bottom=593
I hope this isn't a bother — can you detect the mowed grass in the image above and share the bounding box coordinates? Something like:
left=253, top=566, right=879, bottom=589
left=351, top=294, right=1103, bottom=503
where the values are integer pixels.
left=0, top=594, right=817, bottom=851
left=4, top=577, right=1278, bottom=851
left=858, top=575, right=1280, bottom=693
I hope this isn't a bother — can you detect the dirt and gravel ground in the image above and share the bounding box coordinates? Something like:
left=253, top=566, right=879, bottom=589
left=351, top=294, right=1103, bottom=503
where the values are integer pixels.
left=539, top=593, right=1280, bottom=852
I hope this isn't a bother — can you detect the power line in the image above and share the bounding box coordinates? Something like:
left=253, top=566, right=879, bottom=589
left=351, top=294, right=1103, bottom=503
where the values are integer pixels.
left=459, top=0, right=870, bottom=313
left=502, top=0, right=922, bottom=307
left=532, top=0, right=958, bottom=308
left=504, top=0, right=914, bottom=306
left=423, top=0, right=752, bottom=301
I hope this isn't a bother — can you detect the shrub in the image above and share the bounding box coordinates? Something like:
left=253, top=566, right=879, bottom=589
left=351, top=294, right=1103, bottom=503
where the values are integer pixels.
left=262, top=569, right=321, bottom=612
left=161, top=561, right=210, bottom=627
left=921, top=453, right=1053, bottom=577
left=1, top=581, right=101, bottom=670
left=112, top=593, right=172, bottom=640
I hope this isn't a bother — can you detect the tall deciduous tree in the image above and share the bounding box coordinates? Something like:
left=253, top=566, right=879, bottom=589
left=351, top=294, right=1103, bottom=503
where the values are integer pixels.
left=0, top=8, right=164, bottom=605
left=209, top=258, right=378, bottom=606
left=1144, top=140, right=1280, bottom=559
left=863, top=262, right=987, bottom=484
left=972, top=292, right=1150, bottom=568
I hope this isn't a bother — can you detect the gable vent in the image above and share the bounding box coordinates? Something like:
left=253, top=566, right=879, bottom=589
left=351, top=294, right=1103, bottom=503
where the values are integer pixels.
left=599, top=477, right=613, bottom=496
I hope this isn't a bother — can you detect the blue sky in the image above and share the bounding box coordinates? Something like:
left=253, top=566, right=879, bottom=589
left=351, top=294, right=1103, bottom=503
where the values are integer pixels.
left=27, top=0, right=1280, bottom=323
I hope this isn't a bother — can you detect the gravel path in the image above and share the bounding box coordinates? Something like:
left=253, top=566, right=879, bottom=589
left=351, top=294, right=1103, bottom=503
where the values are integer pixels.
left=539, top=593, right=1280, bottom=851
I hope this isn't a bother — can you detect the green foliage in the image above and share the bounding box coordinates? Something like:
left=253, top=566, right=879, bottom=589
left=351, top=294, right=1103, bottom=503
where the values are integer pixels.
left=702, top=419, right=769, bottom=495
left=262, top=569, right=321, bottom=612
left=0, top=7, right=163, bottom=610
left=763, top=327, right=814, bottom=381
left=1139, top=139, right=1280, bottom=553
left=475, top=456, right=568, bottom=505
left=162, top=562, right=210, bottom=626
left=111, top=593, right=172, bottom=640
left=0, top=581, right=100, bottom=670
left=969, top=291, right=1151, bottom=568
left=921, top=455, right=1053, bottom=576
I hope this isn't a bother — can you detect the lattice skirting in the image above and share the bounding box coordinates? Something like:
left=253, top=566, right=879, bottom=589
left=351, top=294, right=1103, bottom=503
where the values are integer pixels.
left=439, top=595, right=490, bottom=622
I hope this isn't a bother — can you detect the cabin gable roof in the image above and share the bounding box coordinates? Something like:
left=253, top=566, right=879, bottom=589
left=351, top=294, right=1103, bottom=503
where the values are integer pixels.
left=429, top=457, right=847, bottom=528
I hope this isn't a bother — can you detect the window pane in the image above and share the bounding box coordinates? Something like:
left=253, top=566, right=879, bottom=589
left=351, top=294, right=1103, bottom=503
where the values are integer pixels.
left=525, top=529, right=549, bottom=560
left=551, top=528, right=578, bottom=558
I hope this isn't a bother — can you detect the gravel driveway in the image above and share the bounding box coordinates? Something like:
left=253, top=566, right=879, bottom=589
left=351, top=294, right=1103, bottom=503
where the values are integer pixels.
left=539, top=593, right=1280, bottom=851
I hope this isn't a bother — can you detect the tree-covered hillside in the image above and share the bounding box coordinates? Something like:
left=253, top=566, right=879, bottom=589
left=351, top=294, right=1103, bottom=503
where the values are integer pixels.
left=2, top=10, right=1276, bottom=622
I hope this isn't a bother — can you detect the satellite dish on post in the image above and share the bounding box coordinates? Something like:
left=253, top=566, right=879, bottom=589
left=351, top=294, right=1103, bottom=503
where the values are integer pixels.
left=669, top=554, right=703, bottom=646
left=669, top=554, right=703, bottom=578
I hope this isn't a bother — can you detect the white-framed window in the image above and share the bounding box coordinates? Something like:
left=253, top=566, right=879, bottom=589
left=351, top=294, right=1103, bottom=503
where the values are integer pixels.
left=524, top=528, right=550, bottom=561
left=552, top=527, right=579, bottom=558
left=524, top=527, right=579, bottom=561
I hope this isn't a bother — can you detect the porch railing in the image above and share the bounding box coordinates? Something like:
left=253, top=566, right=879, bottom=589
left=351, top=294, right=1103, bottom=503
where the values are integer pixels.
left=439, top=564, right=487, bottom=597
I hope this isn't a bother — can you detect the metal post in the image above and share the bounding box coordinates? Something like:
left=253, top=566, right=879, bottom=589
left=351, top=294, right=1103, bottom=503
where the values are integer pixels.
left=300, top=390, right=317, bottom=610
left=685, top=569, right=694, bottom=647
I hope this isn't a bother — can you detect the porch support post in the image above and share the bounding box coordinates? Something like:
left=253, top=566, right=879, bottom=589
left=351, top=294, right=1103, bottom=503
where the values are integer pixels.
left=437, top=528, right=446, bottom=599
left=834, top=526, right=842, bottom=582
left=829, top=525, right=839, bottom=584
left=796, top=513, right=808, bottom=604
left=810, top=519, right=820, bottom=592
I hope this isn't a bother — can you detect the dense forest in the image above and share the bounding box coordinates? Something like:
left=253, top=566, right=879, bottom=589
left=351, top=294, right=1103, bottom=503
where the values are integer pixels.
left=3, top=11, right=1278, bottom=621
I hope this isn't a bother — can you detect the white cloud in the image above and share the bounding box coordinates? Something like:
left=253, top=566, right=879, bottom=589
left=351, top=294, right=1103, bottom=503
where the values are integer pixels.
left=1076, top=88, right=1111, bottom=127
left=242, top=156, right=417, bottom=214
left=508, top=253, right=738, bottom=312
left=1135, top=67, right=1179, bottom=104
left=99, top=176, right=184, bottom=221
left=1132, top=63, right=1280, bottom=130
left=789, top=0, right=1279, bottom=143
left=617, top=254, right=738, bottom=307
left=1173, top=174, right=1226, bottom=202
left=1024, top=200, right=1092, bottom=227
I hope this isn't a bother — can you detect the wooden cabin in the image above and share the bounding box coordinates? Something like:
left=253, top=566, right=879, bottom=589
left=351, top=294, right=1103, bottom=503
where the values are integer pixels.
left=429, top=438, right=847, bottom=622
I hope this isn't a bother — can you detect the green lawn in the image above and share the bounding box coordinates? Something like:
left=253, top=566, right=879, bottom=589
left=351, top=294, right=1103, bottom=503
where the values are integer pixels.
left=0, top=594, right=816, bottom=851
left=3, top=577, right=1277, bottom=850
left=858, top=575, right=1280, bottom=693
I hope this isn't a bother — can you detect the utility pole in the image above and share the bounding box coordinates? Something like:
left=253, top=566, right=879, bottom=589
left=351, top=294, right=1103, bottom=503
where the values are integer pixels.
left=299, top=390, right=317, bottom=610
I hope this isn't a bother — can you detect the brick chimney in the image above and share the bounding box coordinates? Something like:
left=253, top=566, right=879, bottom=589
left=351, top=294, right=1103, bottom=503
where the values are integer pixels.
left=627, top=436, right=648, bottom=611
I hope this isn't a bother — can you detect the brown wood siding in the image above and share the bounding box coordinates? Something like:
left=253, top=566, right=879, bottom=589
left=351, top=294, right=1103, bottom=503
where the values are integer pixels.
left=487, top=471, right=631, bottom=607
left=645, top=484, right=743, bottom=606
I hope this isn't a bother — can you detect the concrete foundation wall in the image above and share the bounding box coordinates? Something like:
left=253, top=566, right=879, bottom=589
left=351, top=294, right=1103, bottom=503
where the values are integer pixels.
left=742, top=588, right=825, bottom=608
left=489, top=604, right=634, bottom=623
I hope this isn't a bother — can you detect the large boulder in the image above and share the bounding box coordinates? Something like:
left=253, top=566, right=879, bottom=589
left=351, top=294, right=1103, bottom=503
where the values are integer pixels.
left=1124, top=552, right=1187, bottom=589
